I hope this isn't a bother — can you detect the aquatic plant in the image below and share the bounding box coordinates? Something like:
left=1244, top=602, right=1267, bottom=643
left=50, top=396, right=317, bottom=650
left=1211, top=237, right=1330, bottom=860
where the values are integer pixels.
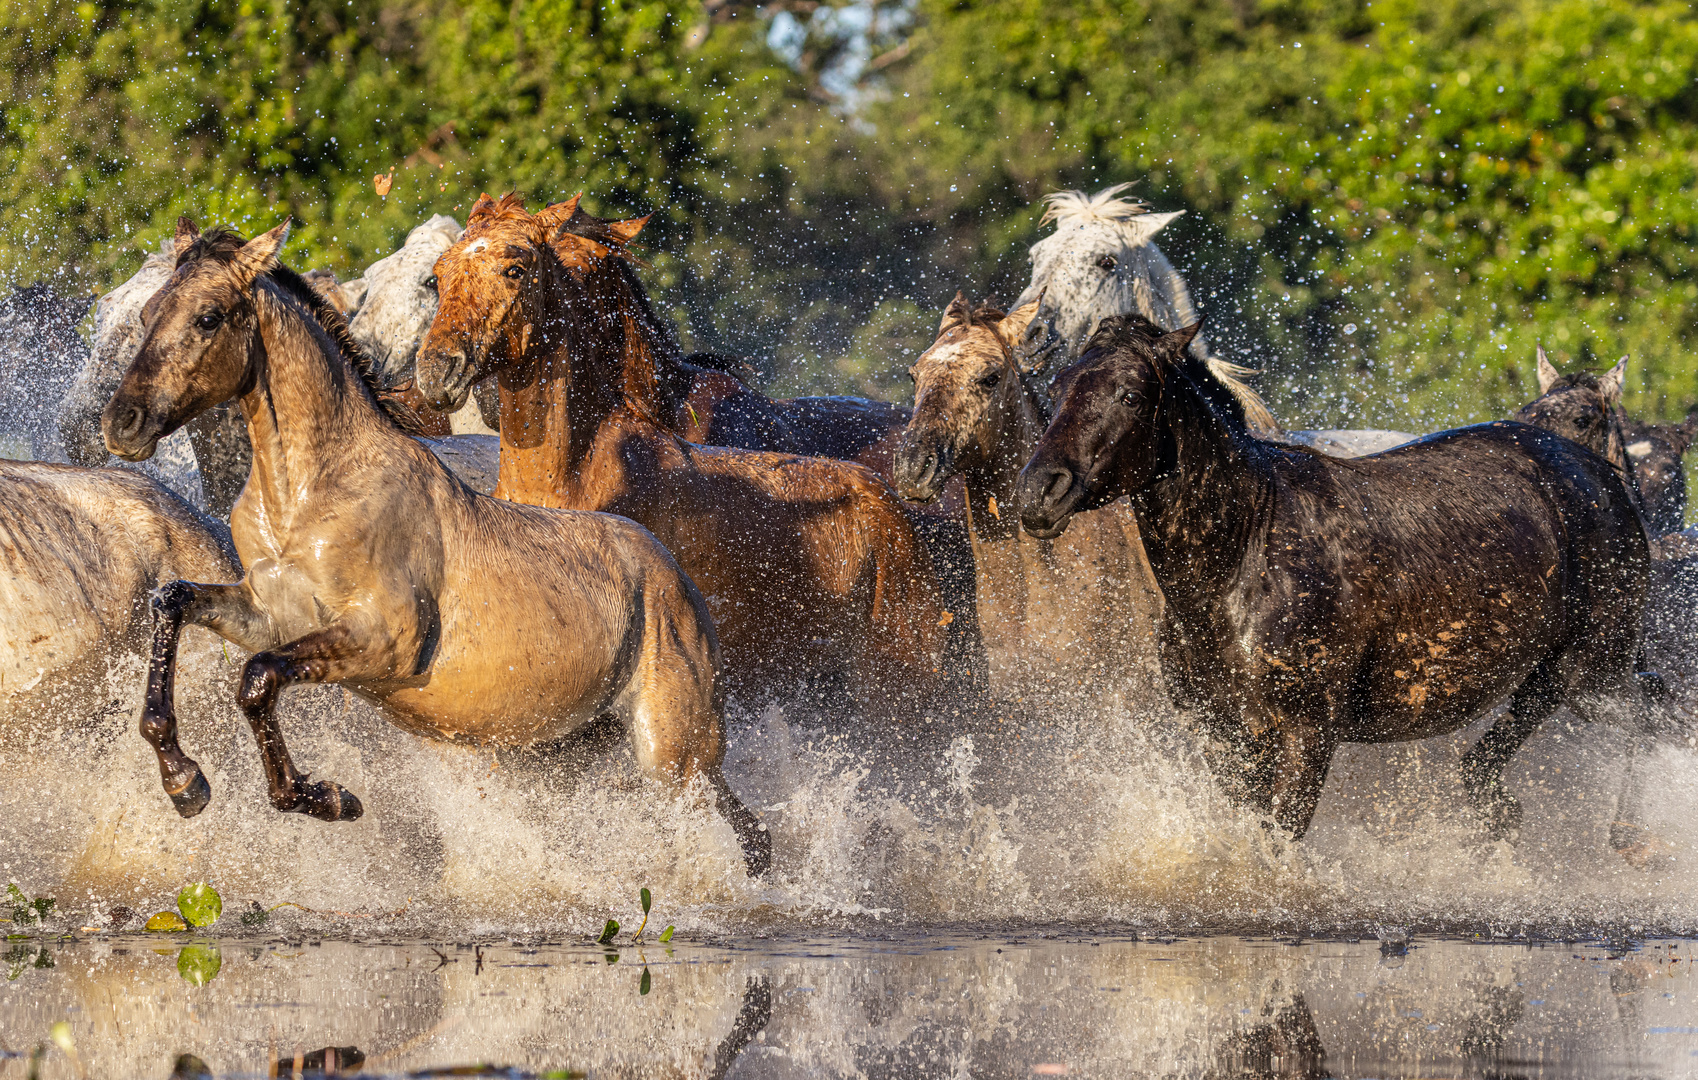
left=145, top=881, right=222, bottom=932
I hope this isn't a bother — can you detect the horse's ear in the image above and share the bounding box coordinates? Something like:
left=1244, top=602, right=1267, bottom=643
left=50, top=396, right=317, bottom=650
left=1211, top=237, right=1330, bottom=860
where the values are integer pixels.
left=231, top=219, right=291, bottom=289
left=997, top=293, right=1044, bottom=347
left=1536, top=345, right=1560, bottom=394
left=1130, top=210, right=1186, bottom=237
left=608, top=213, right=651, bottom=246
left=1599, top=354, right=1628, bottom=405
left=535, top=193, right=583, bottom=240
left=1156, top=318, right=1204, bottom=361
left=939, top=290, right=970, bottom=333
left=173, top=216, right=200, bottom=260
left=467, top=193, right=499, bottom=225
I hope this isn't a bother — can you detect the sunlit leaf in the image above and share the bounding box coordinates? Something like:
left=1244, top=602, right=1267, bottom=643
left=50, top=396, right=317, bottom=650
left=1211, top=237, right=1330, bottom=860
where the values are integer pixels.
left=640, top=887, right=651, bottom=915
left=145, top=911, right=188, bottom=932
left=176, top=883, right=222, bottom=928
left=49, top=1021, right=73, bottom=1054
left=658, top=925, right=675, bottom=943
left=596, top=919, right=619, bottom=945
left=373, top=171, right=394, bottom=198
left=176, top=944, right=223, bottom=986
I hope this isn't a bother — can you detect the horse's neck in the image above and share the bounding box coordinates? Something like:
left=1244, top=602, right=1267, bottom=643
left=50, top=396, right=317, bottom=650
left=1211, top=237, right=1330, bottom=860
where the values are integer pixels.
left=1133, top=377, right=1270, bottom=609
left=964, top=378, right=1050, bottom=545
left=492, top=299, right=676, bottom=511
left=238, top=287, right=399, bottom=538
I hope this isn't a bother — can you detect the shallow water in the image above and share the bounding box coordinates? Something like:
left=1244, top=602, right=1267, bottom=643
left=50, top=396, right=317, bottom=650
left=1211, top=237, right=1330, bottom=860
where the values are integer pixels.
left=3, top=933, right=1697, bottom=1078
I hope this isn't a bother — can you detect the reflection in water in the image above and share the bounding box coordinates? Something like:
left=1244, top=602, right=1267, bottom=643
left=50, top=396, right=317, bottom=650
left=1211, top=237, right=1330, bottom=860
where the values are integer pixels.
left=1, top=937, right=1696, bottom=1078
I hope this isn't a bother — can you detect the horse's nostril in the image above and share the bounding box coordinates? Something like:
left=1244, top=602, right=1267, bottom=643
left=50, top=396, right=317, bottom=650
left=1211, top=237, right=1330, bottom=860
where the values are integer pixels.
left=116, top=405, right=143, bottom=439
left=1043, top=469, right=1072, bottom=505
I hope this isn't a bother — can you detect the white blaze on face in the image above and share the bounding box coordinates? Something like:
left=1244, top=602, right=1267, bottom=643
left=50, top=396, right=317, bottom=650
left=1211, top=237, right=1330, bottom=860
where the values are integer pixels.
left=1628, top=440, right=1655, bottom=460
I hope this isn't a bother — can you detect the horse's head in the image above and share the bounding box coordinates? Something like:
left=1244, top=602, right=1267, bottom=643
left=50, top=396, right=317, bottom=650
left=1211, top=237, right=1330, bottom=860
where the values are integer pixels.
left=102, top=218, right=289, bottom=462
left=892, top=292, right=1041, bottom=503
left=1513, top=346, right=1627, bottom=466
left=416, top=191, right=649, bottom=411
left=1017, top=313, right=1201, bottom=539
left=1014, top=184, right=1201, bottom=373
left=348, top=214, right=462, bottom=387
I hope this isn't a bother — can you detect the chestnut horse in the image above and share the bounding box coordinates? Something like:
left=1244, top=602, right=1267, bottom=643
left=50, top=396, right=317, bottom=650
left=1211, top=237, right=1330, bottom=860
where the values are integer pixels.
left=892, top=293, right=1163, bottom=708
left=101, top=218, right=768, bottom=874
left=415, top=193, right=952, bottom=719
left=1017, top=314, right=1661, bottom=852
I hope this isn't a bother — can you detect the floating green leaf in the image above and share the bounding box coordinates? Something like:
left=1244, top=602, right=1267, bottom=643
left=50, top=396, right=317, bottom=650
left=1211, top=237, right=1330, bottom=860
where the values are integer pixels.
left=640, top=888, right=651, bottom=915
left=176, top=945, right=223, bottom=986
left=596, top=919, right=619, bottom=945
left=6, top=884, right=52, bottom=926
left=639, top=966, right=651, bottom=996
left=658, top=925, right=675, bottom=944
left=176, top=883, right=222, bottom=928
left=145, top=911, right=188, bottom=933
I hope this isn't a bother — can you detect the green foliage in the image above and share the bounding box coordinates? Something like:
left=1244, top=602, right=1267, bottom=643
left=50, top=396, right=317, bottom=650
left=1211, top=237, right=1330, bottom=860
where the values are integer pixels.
left=5, top=883, right=54, bottom=925
left=144, top=910, right=188, bottom=932
left=659, top=925, right=675, bottom=943
left=596, top=919, right=620, bottom=945
left=3, top=0, right=1697, bottom=434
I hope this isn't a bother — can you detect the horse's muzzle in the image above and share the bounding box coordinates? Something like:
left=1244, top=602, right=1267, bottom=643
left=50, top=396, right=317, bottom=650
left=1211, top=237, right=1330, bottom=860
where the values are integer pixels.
left=1016, top=460, right=1081, bottom=539
left=416, top=344, right=476, bottom=412
left=101, top=399, right=160, bottom=462
left=892, top=435, right=952, bottom=504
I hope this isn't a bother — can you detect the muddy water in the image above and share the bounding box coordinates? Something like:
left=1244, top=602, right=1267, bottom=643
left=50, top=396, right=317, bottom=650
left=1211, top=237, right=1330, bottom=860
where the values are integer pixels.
left=3, top=934, right=1697, bottom=1078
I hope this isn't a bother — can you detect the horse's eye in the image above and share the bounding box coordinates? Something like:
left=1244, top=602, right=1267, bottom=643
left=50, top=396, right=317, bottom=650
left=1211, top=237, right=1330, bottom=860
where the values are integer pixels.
left=504, top=265, right=525, bottom=280
left=978, top=370, right=1003, bottom=388
left=1096, top=254, right=1118, bottom=272
left=1121, top=390, right=1140, bottom=407
left=424, top=275, right=438, bottom=291
left=196, top=311, right=223, bottom=332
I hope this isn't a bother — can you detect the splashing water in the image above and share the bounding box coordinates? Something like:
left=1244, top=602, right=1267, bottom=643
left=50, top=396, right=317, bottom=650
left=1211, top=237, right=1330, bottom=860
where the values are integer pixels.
left=4, top=654, right=1696, bottom=940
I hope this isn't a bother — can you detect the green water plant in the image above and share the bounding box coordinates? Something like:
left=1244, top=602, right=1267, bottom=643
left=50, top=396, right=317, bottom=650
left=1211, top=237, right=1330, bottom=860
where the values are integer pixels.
left=176, top=945, right=223, bottom=986
left=145, top=882, right=223, bottom=932
left=6, top=884, right=55, bottom=926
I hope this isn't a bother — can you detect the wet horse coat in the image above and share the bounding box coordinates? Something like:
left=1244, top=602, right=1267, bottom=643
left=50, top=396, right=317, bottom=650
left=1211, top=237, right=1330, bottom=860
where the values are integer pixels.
left=1017, top=314, right=1657, bottom=845
left=100, top=218, right=768, bottom=873
left=415, top=193, right=954, bottom=719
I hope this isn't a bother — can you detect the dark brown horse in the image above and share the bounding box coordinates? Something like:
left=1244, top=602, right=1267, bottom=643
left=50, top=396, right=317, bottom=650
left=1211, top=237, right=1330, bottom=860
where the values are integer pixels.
left=414, top=193, right=954, bottom=720
left=99, top=218, right=768, bottom=874
left=1517, top=347, right=1696, bottom=536
left=1017, top=314, right=1659, bottom=851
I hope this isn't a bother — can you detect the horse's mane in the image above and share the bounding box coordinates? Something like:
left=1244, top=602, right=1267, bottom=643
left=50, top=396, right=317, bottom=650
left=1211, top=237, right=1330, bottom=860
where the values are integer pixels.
left=1039, top=183, right=1150, bottom=228
left=941, top=293, right=1007, bottom=331
left=177, top=230, right=424, bottom=434
left=1090, top=314, right=1279, bottom=447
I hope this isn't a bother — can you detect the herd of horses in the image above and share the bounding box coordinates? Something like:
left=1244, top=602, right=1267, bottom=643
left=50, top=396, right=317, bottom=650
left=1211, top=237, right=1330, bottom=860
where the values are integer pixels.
left=3, top=183, right=1696, bottom=879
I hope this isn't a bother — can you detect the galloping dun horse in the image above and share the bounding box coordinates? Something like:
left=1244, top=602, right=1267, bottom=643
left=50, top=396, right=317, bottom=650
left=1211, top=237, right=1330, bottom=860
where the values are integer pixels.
left=415, top=193, right=952, bottom=719
left=1017, top=314, right=1659, bottom=852
left=892, top=294, right=1162, bottom=706
left=100, top=218, right=768, bottom=874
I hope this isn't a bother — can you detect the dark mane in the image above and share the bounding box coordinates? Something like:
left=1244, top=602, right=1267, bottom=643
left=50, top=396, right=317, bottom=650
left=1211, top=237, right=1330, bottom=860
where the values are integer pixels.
left=178, top=229, right=424, bottom=434
left=1088, top=313, right=1256, bottom=440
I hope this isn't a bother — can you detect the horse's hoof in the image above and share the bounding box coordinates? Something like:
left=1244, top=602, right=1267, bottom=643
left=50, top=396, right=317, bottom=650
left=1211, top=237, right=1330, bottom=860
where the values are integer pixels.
left=294, top=780, right=364, bottom=822
left=165, top=765, right=212, bottom=818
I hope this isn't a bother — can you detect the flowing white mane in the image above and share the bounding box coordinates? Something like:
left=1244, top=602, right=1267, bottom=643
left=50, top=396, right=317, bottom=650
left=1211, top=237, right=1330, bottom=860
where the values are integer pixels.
left=1038, top=182, right=1151, bottom=230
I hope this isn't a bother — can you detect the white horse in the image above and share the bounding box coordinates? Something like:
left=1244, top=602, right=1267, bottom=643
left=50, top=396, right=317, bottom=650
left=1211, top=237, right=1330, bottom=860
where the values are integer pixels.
left=1012, top=184, right=1418, bottom=458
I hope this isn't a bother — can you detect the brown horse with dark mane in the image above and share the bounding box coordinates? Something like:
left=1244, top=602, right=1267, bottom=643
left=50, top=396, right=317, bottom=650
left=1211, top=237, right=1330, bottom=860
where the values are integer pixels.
left=1017, top=313, right=1664, bottom=855
left=100, top=218, right=769, bottom=874
left=415, top=193, right=954, bottom=720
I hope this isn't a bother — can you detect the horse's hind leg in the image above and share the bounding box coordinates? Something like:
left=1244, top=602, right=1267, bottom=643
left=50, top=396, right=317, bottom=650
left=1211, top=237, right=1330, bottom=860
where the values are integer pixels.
left=1461, top=662, right=1561, bottom=841
left=235, top=626, right=372, bottom=822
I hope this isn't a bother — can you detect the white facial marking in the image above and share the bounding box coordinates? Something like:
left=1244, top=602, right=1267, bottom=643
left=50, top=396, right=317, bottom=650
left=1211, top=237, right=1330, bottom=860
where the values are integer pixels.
left=1628, top=440, right=1654, bottom=459
left=466, top=238, right=489, bottom=255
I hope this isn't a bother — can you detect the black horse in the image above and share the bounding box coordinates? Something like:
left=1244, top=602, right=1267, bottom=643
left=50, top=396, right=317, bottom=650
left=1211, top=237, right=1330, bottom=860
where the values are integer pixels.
left=1016, top=314, right=1657, bottom=849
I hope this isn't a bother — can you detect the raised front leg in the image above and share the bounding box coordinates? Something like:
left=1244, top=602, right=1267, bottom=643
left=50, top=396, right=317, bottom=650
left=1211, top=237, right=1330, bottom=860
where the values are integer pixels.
left=237, top=625, right=371, bottom=822
left=140, top=581, right=277, bottom=817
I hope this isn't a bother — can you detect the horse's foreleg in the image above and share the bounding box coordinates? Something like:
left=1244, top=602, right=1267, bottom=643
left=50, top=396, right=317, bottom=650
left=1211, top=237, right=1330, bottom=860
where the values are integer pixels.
left=139, top=581, right=275, bottom=817
left=1267, top=725, right=1337, bottom=839
left=236, top=625, right=374, bottom=822
left=1461, top=664, right=1561, bottom=841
